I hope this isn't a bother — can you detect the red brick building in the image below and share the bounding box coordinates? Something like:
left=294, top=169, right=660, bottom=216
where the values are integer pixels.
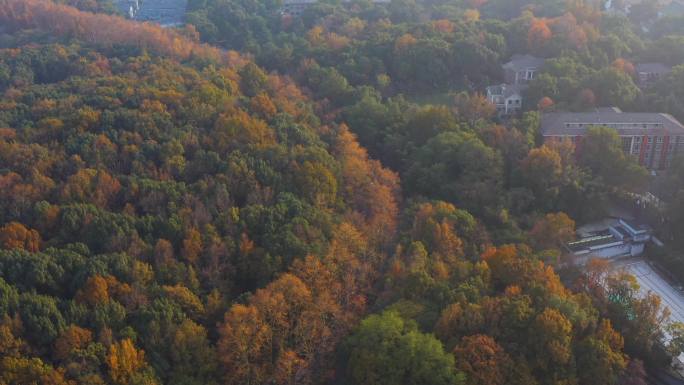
left=541, top=107, right=684, bottom=170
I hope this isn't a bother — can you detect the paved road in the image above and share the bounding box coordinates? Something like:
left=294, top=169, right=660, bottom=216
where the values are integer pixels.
left=614, top=259, right=684, bottom=327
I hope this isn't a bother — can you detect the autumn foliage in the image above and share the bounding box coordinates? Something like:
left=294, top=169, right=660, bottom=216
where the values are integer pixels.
left=0, top=0, right=677, bottom=384
left=528, top=18, right=553, bottom=48
left=0, top=0, right=246, bottom=66
left=106, top=339, right=154, bottom=385
left=0, top=222, right=41, bottom=252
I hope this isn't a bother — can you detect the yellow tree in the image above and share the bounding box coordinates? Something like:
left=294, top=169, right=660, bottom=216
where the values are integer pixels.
left=106, top=339, right=156, bottom=385
left=181, top=228, right=202, bottom=264
left=218, top=304, right=273, bottom=385
left=532, top=308, right=573, bottom=372
left=528, top=212, right=576, bottom=250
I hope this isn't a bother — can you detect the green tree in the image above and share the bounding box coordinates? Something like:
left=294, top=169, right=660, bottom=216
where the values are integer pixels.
left=578, top=126, right=648, bottom=190
left=345, top=311, right=464, bottom=385
left=583, top=68, right=639, bottom=107
left=239, top=62, right=269, bottom=97
left=18, top=293, right=66, bottom=346
left=406, top=132, right=504, bottom=218
left=167, top=320, right=218, bottom=385
left=576, top=320, right=627, bottom=385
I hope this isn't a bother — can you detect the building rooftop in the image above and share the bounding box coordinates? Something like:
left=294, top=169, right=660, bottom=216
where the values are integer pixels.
left=502, top=54, right=546, bottom=71
left=131, top=0, right=187, bottom=26
left=635, top=62, right=672, bottom=74
left=567, top=217, right=652, bottom=256
left=567, top=233, right=621, bottom=252
left=541, top=108, right=684, bottom=137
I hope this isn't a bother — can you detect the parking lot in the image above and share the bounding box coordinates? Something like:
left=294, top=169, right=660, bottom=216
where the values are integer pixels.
left=614, top=258, right=684, bottom=326
left=613, top=258, right=684, bottom=365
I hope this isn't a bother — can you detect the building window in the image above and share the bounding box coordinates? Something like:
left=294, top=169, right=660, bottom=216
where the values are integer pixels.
left=657, top=136, right=664, bottom=143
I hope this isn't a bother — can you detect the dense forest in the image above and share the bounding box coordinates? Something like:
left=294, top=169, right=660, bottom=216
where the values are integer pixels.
left=1, top=0, right=684, bottom=384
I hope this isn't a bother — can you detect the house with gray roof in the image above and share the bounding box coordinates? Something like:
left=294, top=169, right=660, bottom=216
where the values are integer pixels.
left=541, top=107, right=684, bottom=169
left=503, top=54, right=546, bottom=85
left=484, top=54, right=545, bottom=116
left=486, top=84, right=524, bottom=115
left=281, top=0, right=390, bottom=16
left=635, top=63, right=672, bottom=87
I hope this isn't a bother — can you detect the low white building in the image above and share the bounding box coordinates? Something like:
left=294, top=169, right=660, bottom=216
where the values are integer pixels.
left=567, top=218, right=652, bottom=264
left=486, top=84, right=523, bottom=115
left=484, top=55, right=545, bottom=117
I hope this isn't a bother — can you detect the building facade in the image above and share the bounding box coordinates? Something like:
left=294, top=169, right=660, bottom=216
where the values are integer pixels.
left=567, top=218, right=652, bottom=264
left=542, top=107, right=684, bottom=170
left=502, top=54, right=546, bottom=85
left=486, top=84, right=523, bottom=115
left=281, top=0, right=390, bottom=16
left=485, top=54, right=545, bottom=116
left=635, top=63, right=672, bottom=87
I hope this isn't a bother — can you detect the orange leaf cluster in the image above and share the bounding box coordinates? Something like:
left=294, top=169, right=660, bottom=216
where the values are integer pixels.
left=0, top=0, right=247, bottom=67
left=0, top=222, right=41, bottom=252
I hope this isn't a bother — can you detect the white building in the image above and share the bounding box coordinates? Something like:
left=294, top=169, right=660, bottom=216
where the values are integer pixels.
left=567, top=218, right=652, bottom=264
left=484, top=54, right=545, bottom=117
left=486, top=84, right=523, bottom=115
